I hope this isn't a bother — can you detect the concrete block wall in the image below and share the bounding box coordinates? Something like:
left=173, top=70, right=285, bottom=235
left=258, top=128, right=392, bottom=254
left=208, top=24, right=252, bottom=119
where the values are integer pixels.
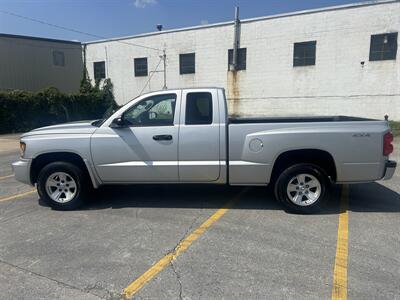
left=85, top=0, right=400, bottom=120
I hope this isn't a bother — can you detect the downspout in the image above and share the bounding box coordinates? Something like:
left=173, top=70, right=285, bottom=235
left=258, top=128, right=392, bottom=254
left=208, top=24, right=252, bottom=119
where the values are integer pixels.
left=82, top=44, right=87, bottom=71
left=81, top=43, right=88, bottom=85
left=232, top=6, right=240, bottom=70
left=163, top=48, right=167, bottom=89
left=227, top=6, right=241, bottom=115
left=104, top=45, right=109, bottom=78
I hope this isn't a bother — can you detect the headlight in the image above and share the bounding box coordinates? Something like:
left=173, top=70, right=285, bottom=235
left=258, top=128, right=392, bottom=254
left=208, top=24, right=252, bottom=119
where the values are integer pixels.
left=20, top=142, right=26, bottom=158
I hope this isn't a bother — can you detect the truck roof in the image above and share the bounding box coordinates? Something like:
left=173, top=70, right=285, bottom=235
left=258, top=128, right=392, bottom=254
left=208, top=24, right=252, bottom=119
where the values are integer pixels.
left=139, top=87, right=224, bottom=96
left=125, top=87, right=224, bottom=104
left=166, top=87, right=225, bottom=92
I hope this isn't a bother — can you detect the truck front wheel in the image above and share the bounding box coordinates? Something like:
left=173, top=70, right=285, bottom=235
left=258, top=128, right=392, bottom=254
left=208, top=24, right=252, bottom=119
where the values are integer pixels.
left=37, top=162, right=86, bottom=210
left=274, top=163, right=329, bottom=214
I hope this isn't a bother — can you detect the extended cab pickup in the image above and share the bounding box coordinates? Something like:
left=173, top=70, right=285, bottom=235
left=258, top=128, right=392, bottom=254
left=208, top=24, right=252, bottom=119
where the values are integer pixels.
left=13, top=88, right=397, bottom=213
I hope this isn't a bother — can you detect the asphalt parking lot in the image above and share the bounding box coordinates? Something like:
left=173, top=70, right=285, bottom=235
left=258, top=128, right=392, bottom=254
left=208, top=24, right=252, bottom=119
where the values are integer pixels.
left=0, top=134, right=399, bottom=300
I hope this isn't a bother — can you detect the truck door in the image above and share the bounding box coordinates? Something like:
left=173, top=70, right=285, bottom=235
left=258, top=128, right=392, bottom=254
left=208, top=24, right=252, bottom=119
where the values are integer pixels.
left=91, top=92, right=180, bottom=182
left=178, top=89, right=220, bottom=182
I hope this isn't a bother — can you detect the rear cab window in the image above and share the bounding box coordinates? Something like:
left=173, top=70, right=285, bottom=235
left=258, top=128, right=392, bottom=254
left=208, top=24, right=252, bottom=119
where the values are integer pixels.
left=185, top=92, right=213, bottom=125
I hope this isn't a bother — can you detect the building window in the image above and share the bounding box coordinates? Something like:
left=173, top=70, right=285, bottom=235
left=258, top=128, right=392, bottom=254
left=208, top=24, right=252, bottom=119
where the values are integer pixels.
left=369, top=32, right=398, bottom=61
left=134, top=57, right=148, bottom=77
left=293, top=41, right=316, bottom=67
left=53, top=50, right=65, bottom=66
left=185, top=92, right=213, bottom=125
left=179, top=53, right=195, bottom=74
left=228, top=48, right=246, bottom=70
left=94, top=61, right=106, bottom=80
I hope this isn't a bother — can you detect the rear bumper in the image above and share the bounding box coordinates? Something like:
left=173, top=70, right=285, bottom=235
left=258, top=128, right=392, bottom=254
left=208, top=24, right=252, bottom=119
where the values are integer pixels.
left=383, top=160, right=397, bottom=180
left=12, top=159, right=32, bottom=185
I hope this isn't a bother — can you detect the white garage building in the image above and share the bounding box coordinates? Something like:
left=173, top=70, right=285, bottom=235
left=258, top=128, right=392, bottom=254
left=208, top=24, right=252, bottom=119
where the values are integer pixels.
left=84, top=0, right=400, bottom=120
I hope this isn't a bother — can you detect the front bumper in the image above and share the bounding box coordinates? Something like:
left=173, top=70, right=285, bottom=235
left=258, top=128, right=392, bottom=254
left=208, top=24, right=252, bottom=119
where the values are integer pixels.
left=383, top=160, right=397, bottom=180
left=12, top=159, right=32, bottom=185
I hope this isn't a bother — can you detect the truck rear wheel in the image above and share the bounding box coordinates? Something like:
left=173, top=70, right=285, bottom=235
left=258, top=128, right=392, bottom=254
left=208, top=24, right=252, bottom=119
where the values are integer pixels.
left=37, top=162, right=86, bottom=210
left=274, top=163, right=329, bottom=214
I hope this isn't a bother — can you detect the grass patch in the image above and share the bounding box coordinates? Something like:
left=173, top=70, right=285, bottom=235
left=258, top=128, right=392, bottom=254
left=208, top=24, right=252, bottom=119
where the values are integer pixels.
left=389, top=121, right=400, bottom=137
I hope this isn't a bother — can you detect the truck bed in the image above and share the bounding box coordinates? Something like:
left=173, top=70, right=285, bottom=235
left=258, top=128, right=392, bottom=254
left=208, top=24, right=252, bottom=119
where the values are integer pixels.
left=229, top=115, right=374, bottom=124
left=227, top=115, right=389, bottom=185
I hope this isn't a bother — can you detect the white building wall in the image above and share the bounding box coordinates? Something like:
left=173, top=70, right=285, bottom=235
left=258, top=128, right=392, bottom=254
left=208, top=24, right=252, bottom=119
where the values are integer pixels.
left=85, top=0, right=400, bottom=120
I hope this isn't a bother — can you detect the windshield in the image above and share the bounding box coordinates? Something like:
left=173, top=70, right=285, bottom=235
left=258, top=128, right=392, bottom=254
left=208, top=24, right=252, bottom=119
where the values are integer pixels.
left=91, top=95, right=140, bottom=127
left=92, top=106, right=117, bottom=127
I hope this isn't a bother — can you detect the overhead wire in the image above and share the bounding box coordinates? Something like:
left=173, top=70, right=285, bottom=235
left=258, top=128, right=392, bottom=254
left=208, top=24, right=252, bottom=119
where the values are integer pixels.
left=139, top=56, right=163, bottom=95
left=0, top=9, right=167, bottom=94
left=0, top=10, right=162, bottom=51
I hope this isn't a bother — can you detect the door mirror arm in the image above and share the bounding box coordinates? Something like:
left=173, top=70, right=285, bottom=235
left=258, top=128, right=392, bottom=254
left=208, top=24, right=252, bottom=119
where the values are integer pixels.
left=110, top=116, right=127, bottom=128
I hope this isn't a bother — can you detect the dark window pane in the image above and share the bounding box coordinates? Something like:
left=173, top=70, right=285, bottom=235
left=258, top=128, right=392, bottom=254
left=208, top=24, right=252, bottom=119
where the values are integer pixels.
left=369, top=32, right=397, bottom=61
left=180, top=53, right=195, bottom=74
left=94, top=61, right=106, bottom=80
left=53, top=50, right=65, bottom=66
left=228, top=48, right=246, bottom=70
left=305, top=57, right=316, bottom=66
left=185, top=92, right=213, bottom=125
left=134, top=57, right=148, bottom=77
left=293, top=41, right=316, bottom=67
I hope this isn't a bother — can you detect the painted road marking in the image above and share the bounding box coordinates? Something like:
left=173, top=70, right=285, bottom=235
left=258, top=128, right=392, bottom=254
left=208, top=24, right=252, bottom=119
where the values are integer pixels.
left=121, top=189, right=247, bottom=299
left=332, top=185, right=349, bottom=300
left=0, top=174, right=14, bottom=180
left=0, top=189, right=37, bottom=203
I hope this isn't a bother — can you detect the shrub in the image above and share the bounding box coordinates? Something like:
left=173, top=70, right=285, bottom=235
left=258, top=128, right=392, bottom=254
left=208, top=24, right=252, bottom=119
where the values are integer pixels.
left=0, top=79, right=118, bottom=134
left=389, top=121, right=400, bottom=137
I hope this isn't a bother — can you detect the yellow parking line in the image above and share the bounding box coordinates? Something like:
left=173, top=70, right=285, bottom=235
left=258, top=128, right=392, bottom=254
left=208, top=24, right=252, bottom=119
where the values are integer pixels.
left=0, top=189, right=37, bottom=203
left=0, top=174, right=14, bottom=180
left=332, top=185, right=349, bottom=300
left=121, top=189, right=247, bottom=299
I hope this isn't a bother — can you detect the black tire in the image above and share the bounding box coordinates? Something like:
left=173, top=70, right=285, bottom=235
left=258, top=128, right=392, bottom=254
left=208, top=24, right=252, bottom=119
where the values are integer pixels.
left=37, top=161, right=87, bottom=210
left=274, top=163, right=330, bottom=214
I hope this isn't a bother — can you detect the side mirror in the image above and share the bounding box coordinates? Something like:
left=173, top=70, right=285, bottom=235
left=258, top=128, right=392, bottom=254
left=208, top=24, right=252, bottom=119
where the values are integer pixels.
left=111, top=116, right=126, bottom=128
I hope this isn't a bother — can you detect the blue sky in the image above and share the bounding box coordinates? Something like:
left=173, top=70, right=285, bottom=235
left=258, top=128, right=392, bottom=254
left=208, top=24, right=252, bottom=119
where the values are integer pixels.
left=0, top=0, right=363, bottom=42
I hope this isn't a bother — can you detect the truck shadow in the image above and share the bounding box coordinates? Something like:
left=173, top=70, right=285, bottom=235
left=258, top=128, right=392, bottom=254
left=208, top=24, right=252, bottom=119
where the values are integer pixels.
left=347, top=182, right=400, bottom=213
left=51, top=182, right=399, bottom=214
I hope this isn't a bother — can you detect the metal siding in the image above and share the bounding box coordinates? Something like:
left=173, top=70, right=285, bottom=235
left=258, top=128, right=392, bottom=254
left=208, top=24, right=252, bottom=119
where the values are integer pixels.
left=0, top=36, right=82, bottom=93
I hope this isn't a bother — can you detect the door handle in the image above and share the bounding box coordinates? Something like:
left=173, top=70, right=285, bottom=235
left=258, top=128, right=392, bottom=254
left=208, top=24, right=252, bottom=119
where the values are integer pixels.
left=153, top=134, right=173, bottom=141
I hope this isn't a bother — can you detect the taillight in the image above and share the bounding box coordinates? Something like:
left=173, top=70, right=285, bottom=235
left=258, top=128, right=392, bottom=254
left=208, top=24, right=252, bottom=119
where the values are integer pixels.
left=383, top=132, right=394, bottom=156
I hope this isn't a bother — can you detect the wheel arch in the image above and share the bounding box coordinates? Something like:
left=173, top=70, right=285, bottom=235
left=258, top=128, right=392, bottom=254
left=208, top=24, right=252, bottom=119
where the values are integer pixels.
left=270, top=149, right=337, bottom=183
left=30, top=152, right=98, bottom=188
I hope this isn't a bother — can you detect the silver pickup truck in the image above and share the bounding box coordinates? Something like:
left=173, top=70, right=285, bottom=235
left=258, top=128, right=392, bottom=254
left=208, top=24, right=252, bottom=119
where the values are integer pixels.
left=13, top=87, right=396, bottom=213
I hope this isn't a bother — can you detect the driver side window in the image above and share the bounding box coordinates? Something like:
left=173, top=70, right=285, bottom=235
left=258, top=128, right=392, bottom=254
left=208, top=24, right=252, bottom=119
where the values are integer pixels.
left=123, top=94, right=177, bottom=126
